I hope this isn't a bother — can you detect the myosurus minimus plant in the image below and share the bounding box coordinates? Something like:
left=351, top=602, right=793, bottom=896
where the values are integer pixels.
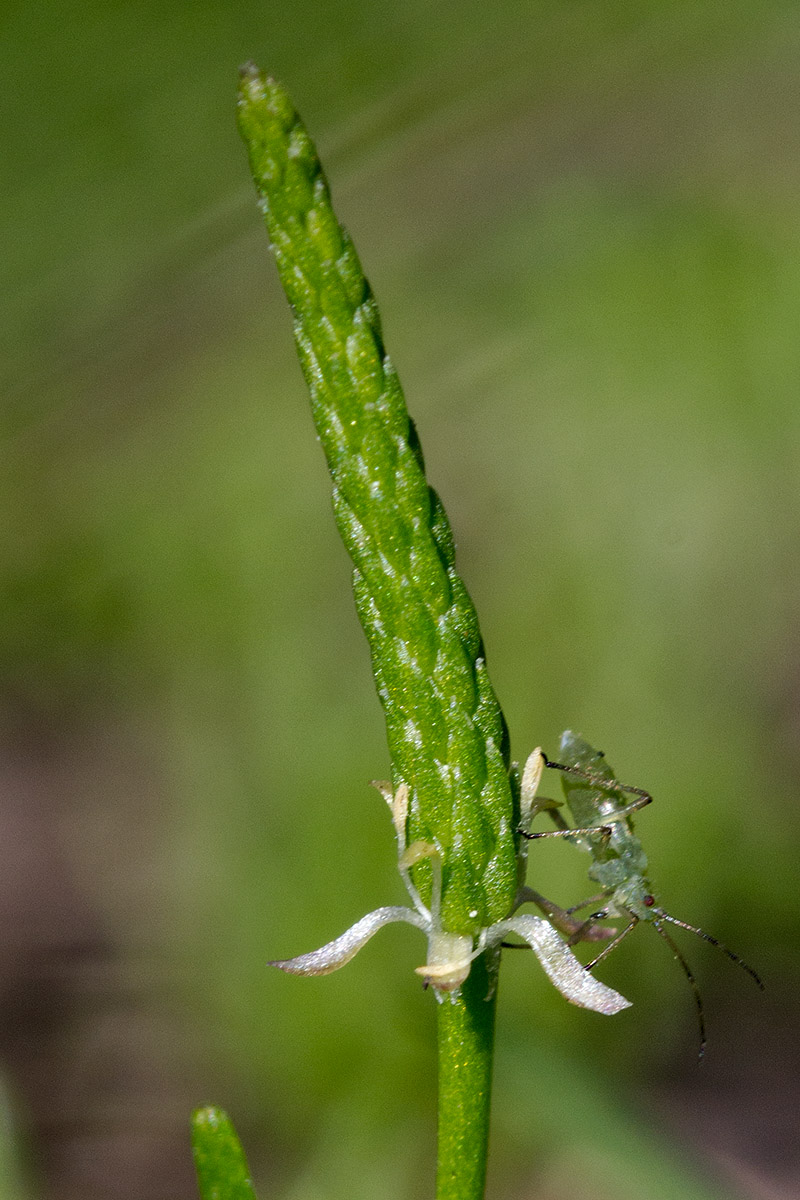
left=189, top=64, right=762, bottom=1200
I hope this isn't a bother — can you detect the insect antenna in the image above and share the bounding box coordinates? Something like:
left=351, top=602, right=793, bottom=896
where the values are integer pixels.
left=651, top=917, right=706, bottom=1061
left=655, top=910, right=765, bottom=991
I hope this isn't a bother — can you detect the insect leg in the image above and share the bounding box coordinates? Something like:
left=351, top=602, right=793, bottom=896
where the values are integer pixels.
left=655, top=910, right=764, bottom=991
left=516, top=888, right=616, bottom=943
left=519, top=824, right=612, bottom=842
left=517, top=787, right=613, bottom=844
left=597, top=793, right=652, bottom=822
left=564, top=894, right=607, bottom=915
left=542, top=754, right=653, bottom=819
left=565, top=912, right=615, bottom=947
left=651, top=917, right=706, bottom=1060
left=583, top=916, right=639, bottom=970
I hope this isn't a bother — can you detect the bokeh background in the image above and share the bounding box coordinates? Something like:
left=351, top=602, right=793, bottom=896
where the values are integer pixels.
left=2, top=2, right=799, bottom=1197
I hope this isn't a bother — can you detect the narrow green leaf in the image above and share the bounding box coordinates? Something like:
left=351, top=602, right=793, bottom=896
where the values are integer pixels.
left=191, top=1107, right=258, bottom=1200
left=236, top=64, right=517, bottom=934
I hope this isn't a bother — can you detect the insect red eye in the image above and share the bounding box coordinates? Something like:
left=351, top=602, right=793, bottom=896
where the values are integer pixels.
left=643, top=894, right=655, bottom=907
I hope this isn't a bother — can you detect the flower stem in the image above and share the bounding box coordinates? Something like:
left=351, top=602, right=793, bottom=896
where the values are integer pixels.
left=237, top=63, right=513, bottom=1200
left=436, top=959, right=496, bottom=1200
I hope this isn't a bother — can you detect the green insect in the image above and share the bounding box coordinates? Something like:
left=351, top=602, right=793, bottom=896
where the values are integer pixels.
left=518, top=731, right=764, bottom=1056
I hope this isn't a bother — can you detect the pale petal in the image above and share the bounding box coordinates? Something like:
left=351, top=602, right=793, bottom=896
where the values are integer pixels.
left=414, top=931, right=474, bottom=992
left=520, top=749, right=544, bottom=826
left=488, top=916, right=631, bottom=1015
left=268, top=906, right=428, bottom=976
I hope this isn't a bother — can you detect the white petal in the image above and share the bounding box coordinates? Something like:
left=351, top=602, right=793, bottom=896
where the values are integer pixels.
left=268, top=906, right=428, bottom=976
left=488, top=916, right=631, bottom=1015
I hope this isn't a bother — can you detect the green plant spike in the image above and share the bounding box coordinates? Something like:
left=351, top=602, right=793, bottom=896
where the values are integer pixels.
left=236, top=65, right=630, bottom=1200
left=192, top=1107, right=259, bottom=1200
left=236, top=63, right=516, bottom=936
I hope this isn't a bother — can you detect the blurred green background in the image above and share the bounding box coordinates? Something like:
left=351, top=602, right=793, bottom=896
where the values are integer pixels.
left=2, top=1, right=799, bottom=1197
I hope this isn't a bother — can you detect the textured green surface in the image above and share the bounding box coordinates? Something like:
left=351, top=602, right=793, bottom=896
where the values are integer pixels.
left=237, top=65, right=516, bottom=936
left=192, top=1107, right=259, bottom=1200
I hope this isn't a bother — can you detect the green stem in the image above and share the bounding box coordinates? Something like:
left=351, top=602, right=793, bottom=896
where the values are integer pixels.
left=436, top=961, right=497, bottom=1200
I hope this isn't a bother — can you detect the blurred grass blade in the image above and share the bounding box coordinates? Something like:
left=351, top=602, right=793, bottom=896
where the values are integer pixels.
left=191, top=1107, right=259, bottom=1200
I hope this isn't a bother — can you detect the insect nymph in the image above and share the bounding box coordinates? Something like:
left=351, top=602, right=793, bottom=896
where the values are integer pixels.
left=518, top=731, right=764, bottom=1056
